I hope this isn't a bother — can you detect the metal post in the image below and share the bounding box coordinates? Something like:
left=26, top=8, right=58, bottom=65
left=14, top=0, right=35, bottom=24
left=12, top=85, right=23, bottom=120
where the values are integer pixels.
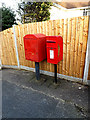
left=83, top=16, right=90, bottom=83
left=13, top=25, right=20, bottom=68
left=35, top=62, right=40, bottom=80
left=0, top=59, right=2, bottom=70
left=54, top=64, right=57, bottom=84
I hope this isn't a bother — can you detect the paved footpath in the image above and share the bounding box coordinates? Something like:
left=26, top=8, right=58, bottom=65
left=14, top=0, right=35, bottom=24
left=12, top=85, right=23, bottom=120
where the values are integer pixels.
left=1, top=68, right=89, bottom=118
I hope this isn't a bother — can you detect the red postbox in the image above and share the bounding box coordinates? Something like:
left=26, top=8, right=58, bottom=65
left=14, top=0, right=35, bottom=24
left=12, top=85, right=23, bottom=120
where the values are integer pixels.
left=23, top=34, right=46, bottom=62
left=46, top=36, right=63, bottom=64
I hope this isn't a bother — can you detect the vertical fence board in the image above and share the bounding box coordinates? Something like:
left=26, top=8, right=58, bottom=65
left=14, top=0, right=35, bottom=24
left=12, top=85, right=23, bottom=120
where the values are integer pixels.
left=40, top=21, right=47, bottom=71
left=80, top=16, right=89, bottom=78
left=73, top=17, right=80, bottom=77
left=57, top=19, right=60, bottom=73
left=40, top=22, right=45, bottom=71
left=21, top=24, right=29, bottom=67
left=58, top=19, right=64, bottom=74
left=49, top=20, right=55, bottom=73
left=9, top=28, right=17, bottom=65
left=5, top=30, right=12, bottom=65
left=46, top=21, right=50, bottom=72
left=27, top=23, right=33, bottom=68
left=69, top=18, right=76, bottom=76
left=62, top=19, right=68, bottom=75
left=41, top=21, right=47, bottom=71
left=31, top=23, right=35, bottom=68
left=66, top=18, right=72, bottom=75
left=76, top=17, right=84, bottom=78
left=75, top=17, right=81, bottom=77
left=72, top=18, right=76, bottom=76
left=47, top=20, right=51, bottom=72
left=79, top=17, right=84, bottom=78
left=50, top=20, right=55, bottom=72
left=7, top=29, right=12, bottom=65
left=15, top=25, right=25, bottom=67
left=2, top=31, right=7, bottom=65
left=17, top=25, right=24, bottom=66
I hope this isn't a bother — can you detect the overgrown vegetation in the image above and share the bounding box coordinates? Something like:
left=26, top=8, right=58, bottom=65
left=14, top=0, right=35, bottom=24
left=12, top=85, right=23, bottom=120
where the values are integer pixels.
left=0, top=5, right=16, bottom=31
left=18, top=1, right=53, bottom=23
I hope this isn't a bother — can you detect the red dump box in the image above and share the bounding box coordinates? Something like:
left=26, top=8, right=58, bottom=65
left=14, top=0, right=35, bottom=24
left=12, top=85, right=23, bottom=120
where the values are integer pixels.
left=23, top=34, right=46, bottom=62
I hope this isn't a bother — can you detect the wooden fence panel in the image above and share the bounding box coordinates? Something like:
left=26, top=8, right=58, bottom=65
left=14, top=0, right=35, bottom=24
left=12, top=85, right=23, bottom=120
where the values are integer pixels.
left=0, top=16, right=89, bottom=79
left=1, top=28, right=17, bottom=66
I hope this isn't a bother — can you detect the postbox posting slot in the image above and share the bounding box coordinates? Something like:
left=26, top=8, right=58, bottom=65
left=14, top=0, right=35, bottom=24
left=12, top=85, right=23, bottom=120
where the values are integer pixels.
left=47, top=41, right=56, bottom=43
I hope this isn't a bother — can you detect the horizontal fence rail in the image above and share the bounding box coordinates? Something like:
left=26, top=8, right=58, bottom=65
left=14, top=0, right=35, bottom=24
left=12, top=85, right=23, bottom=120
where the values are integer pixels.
left=0, top=16, right=89, bottom=82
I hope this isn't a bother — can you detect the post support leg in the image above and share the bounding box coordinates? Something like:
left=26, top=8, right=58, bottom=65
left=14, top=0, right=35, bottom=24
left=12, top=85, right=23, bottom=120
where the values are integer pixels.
left=35, top=62, right=40, bottom=80
left=54, top=64, right=57, bottom=84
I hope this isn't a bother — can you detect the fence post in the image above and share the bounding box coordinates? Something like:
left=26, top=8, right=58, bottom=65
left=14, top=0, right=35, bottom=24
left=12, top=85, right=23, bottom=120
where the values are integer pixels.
left=83, top=16, right=90, bottom=83
left=13, top=25, right=20, bottom=69
left=0, top=59, right=2, bottom=70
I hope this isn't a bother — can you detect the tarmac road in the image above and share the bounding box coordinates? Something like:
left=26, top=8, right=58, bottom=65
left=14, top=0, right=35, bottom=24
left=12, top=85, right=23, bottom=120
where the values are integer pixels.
left=2, top=68, right=89, bottom=118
